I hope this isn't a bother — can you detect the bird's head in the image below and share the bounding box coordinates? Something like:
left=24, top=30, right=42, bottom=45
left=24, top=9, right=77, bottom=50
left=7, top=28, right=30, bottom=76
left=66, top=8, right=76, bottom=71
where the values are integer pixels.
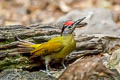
left=61, top=17, right=87, bottom=36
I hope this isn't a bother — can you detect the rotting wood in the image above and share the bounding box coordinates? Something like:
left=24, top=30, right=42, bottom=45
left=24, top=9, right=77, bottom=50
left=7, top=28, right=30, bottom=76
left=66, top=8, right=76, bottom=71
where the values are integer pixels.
left=1, top=24, right=120, bottom=71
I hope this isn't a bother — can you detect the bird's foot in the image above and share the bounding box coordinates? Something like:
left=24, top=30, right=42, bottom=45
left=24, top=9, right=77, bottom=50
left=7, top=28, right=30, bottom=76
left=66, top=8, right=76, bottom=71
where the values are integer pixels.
left=61, top=62, right=67, bottom=70
left=63, top=65, right=67, bottom=70
left=40, top=70, right=52, bottom=76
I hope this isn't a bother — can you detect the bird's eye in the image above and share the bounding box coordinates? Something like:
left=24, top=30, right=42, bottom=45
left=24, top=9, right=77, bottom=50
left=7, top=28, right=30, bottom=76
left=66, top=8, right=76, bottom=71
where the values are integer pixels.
left=68, top=26, right=72, bottom=28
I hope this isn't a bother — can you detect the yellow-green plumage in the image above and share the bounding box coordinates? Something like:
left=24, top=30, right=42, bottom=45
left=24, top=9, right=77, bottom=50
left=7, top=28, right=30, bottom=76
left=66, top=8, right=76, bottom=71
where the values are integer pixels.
left=28, top=34, right=76, bottom=60
left=52, top=34, right=76, bottom=59
left=20, top=34, right=76, bottom=72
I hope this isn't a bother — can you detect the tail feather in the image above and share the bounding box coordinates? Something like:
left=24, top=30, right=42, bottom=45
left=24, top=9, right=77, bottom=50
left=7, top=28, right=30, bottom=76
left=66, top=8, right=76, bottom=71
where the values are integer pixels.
left=15, top=35, right=35, bottom=54
left=17, top=42, right=35, bottom=54
left=17, top=47, right=34, bottom=54
left=18, top=41, right=42, bottom=54
left=16, top=35, right=42, bottom=54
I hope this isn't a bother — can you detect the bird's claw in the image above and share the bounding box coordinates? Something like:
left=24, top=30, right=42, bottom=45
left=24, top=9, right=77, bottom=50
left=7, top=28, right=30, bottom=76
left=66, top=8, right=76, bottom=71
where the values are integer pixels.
left=40, top=70, right=52, bottom=76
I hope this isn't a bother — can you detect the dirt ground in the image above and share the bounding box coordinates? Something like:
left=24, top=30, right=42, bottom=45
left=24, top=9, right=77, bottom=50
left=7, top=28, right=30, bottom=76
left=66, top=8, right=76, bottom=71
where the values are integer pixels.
left=0, top=0, right=119, bottom=26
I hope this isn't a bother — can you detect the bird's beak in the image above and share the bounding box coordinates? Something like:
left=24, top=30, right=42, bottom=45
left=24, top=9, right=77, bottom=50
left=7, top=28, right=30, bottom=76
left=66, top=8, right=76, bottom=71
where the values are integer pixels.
left=71, top=17, right=87, bottom=32
left=76, top=22, right=87, bottom=28
left=73, top=17, right=87, bottom=27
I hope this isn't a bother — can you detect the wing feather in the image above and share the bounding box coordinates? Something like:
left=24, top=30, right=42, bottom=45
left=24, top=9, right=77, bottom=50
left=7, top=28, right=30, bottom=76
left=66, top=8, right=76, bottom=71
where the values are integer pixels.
left=30, top=41, right=64, bottom=56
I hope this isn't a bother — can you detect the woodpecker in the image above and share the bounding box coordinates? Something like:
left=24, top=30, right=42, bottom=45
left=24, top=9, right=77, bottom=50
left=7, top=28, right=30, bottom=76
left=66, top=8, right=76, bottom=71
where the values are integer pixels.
left=18, top=17, right=87, bottom=75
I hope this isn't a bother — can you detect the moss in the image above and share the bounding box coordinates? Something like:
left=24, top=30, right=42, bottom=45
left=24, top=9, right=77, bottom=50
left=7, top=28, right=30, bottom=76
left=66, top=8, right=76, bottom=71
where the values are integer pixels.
left=0, top=41, right=10, bottom=45
left=0, top=39, right=15, bottom=45
left=0, top=55, right=30, bottom=71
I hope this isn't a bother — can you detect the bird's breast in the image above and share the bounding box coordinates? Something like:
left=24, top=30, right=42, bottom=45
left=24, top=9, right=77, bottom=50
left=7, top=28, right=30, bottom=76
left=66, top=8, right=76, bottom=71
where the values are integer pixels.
left=54, top=34, right=76, bottom=58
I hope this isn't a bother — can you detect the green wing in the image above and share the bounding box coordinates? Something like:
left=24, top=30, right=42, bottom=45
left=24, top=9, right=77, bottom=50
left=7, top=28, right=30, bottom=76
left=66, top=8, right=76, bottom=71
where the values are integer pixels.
left=30, top=41, right=64, bottom=56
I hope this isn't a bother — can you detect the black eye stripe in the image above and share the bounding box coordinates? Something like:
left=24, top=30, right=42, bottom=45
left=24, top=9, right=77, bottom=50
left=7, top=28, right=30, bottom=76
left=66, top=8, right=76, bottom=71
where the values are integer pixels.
left=61, top=25, right=67, bottom=34
left=62, top=25, right=66, bottom=30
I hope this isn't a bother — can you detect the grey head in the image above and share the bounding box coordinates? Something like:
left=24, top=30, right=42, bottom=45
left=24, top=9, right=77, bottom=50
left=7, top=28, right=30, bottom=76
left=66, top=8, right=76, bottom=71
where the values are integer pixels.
left=61, top=17, right=87, bottom=36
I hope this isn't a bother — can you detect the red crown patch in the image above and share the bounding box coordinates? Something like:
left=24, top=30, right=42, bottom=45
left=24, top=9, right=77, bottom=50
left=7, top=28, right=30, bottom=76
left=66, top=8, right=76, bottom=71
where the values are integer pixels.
left=64, top=21, right=74, bottom=26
